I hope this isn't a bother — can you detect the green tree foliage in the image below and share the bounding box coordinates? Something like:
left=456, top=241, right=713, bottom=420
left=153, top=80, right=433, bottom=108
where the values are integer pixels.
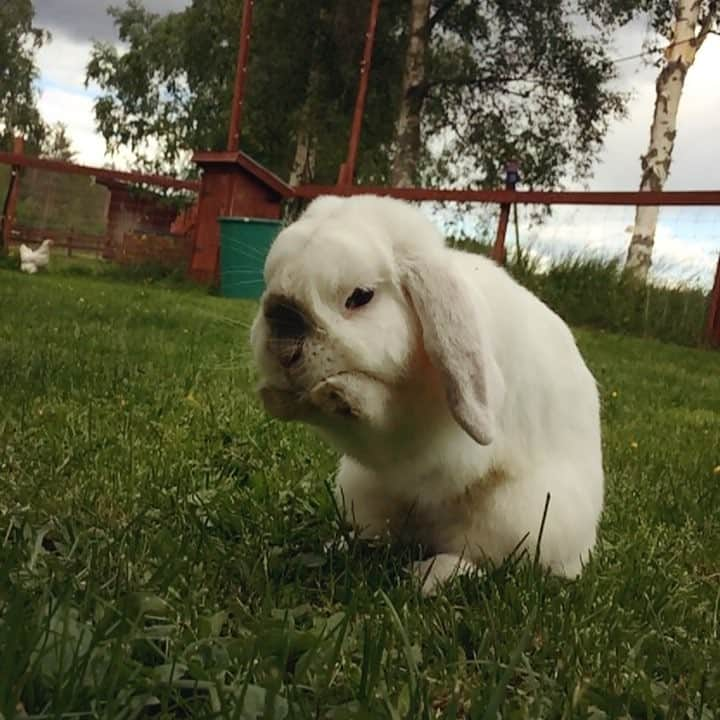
left=0, top=0, right=48, bottom=151
left=417, top=0, right=634, bottom=188
left=87, top=0, right=405, bottom=180
left=88, top=0, right=641, bottom=189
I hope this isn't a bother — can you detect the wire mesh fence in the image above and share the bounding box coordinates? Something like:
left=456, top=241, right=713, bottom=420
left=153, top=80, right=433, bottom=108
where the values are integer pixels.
left=0, top=151, right=197, bottom=268
left=425, top=201, right=720, bottom=289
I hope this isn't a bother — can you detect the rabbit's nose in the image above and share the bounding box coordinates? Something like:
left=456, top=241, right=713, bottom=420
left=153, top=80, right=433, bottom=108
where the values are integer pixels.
left=264, top=297, right=308, bottom=369
left=264, top=297, right=308, bottom=340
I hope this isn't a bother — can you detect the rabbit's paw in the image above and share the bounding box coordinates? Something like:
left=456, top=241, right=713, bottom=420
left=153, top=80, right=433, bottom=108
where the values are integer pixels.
left=411, top=554, right=477, bottom=597
left=310, top=377, right=358, bottom=418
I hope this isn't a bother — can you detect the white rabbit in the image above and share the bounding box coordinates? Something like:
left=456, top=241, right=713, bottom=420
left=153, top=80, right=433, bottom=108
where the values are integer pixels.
left=250, top=195, right=604, bottom=594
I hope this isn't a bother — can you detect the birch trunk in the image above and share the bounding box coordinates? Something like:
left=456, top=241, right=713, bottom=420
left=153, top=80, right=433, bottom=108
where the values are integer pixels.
left=288, top=25, right=325, bottom=187
left=625, top=0, right=707, bottom=282
left=289, top=127, right=317, bottom=186
left=390, top=0, right=431, bottom=188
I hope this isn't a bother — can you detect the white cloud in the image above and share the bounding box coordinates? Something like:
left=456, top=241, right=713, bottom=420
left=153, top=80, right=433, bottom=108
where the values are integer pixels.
left=35, top=29, right=125, bottom=167
left=651, top=213, right=719, bottom=285
left=37, top=32, right=98, bottom=95
left=37, top=88, right=106, bottom=166
left=664, top=34, right=720, bottom=191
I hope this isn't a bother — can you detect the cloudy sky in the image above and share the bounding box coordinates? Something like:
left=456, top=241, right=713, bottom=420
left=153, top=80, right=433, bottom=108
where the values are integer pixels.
left=31, top=1, right=720, bottom=286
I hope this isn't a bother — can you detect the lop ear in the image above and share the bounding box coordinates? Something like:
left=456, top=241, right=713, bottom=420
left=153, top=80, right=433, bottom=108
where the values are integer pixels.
left=403, top=255, right=504, bottom=446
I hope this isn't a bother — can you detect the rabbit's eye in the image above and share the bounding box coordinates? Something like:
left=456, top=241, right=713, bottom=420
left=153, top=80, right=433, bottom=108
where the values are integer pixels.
left=345, top=287, right=374, bottom=310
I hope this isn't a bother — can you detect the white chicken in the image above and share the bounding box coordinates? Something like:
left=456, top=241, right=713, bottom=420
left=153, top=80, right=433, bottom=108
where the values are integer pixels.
left=19, top=239, right=52, bottom=274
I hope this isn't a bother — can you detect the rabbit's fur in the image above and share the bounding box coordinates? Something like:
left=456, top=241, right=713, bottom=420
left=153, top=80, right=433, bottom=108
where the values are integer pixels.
left=251, top=195, right=604, bottom=593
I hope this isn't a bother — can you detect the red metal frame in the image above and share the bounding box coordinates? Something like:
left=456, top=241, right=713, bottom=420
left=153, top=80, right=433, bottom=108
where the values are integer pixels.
left=227, top=0, right=255, bottom=152
left=339, top=0, right=381, bottom=186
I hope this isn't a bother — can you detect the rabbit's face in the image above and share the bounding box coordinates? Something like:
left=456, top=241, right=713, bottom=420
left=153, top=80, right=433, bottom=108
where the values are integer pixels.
left=251, top=195, right=502, bottom=453
left=250, top=213, right=423, bottom=433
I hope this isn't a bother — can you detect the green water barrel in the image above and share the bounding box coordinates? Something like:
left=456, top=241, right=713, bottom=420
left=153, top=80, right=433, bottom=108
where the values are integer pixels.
left=218, top=217, right=283, bottom=299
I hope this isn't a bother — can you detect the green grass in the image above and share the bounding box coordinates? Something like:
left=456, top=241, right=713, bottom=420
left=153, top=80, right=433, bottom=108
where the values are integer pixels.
left=1, top=269, right=719, bottom=719
left=1, top=250, right=195, bottom=290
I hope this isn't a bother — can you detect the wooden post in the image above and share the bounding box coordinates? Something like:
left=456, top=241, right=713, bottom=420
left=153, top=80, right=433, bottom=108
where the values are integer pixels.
left=491, top=161, right=520, bottom=266
left=340, top=0, right=381, bottom=186
left=491, top=203, right=510, bottom=265
left=1, top=136, right=25, bottom=252
left=705, top=253, right=720, bottom=348
left=227, top=0, right=255, bottom=152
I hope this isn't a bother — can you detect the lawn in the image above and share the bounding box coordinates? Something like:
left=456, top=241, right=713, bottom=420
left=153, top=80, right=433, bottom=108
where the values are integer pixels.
left=1, top=268, right=719, bottom=719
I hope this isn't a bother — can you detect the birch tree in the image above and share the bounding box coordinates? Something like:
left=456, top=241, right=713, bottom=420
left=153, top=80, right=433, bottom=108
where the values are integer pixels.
left=391, top=0, right=431, bottom=187
left=625, top=0, right=719, bottom=282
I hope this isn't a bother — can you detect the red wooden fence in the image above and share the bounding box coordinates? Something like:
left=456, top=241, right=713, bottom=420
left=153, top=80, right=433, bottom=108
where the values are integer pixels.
left=8, top=226, right=106, bottom=257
